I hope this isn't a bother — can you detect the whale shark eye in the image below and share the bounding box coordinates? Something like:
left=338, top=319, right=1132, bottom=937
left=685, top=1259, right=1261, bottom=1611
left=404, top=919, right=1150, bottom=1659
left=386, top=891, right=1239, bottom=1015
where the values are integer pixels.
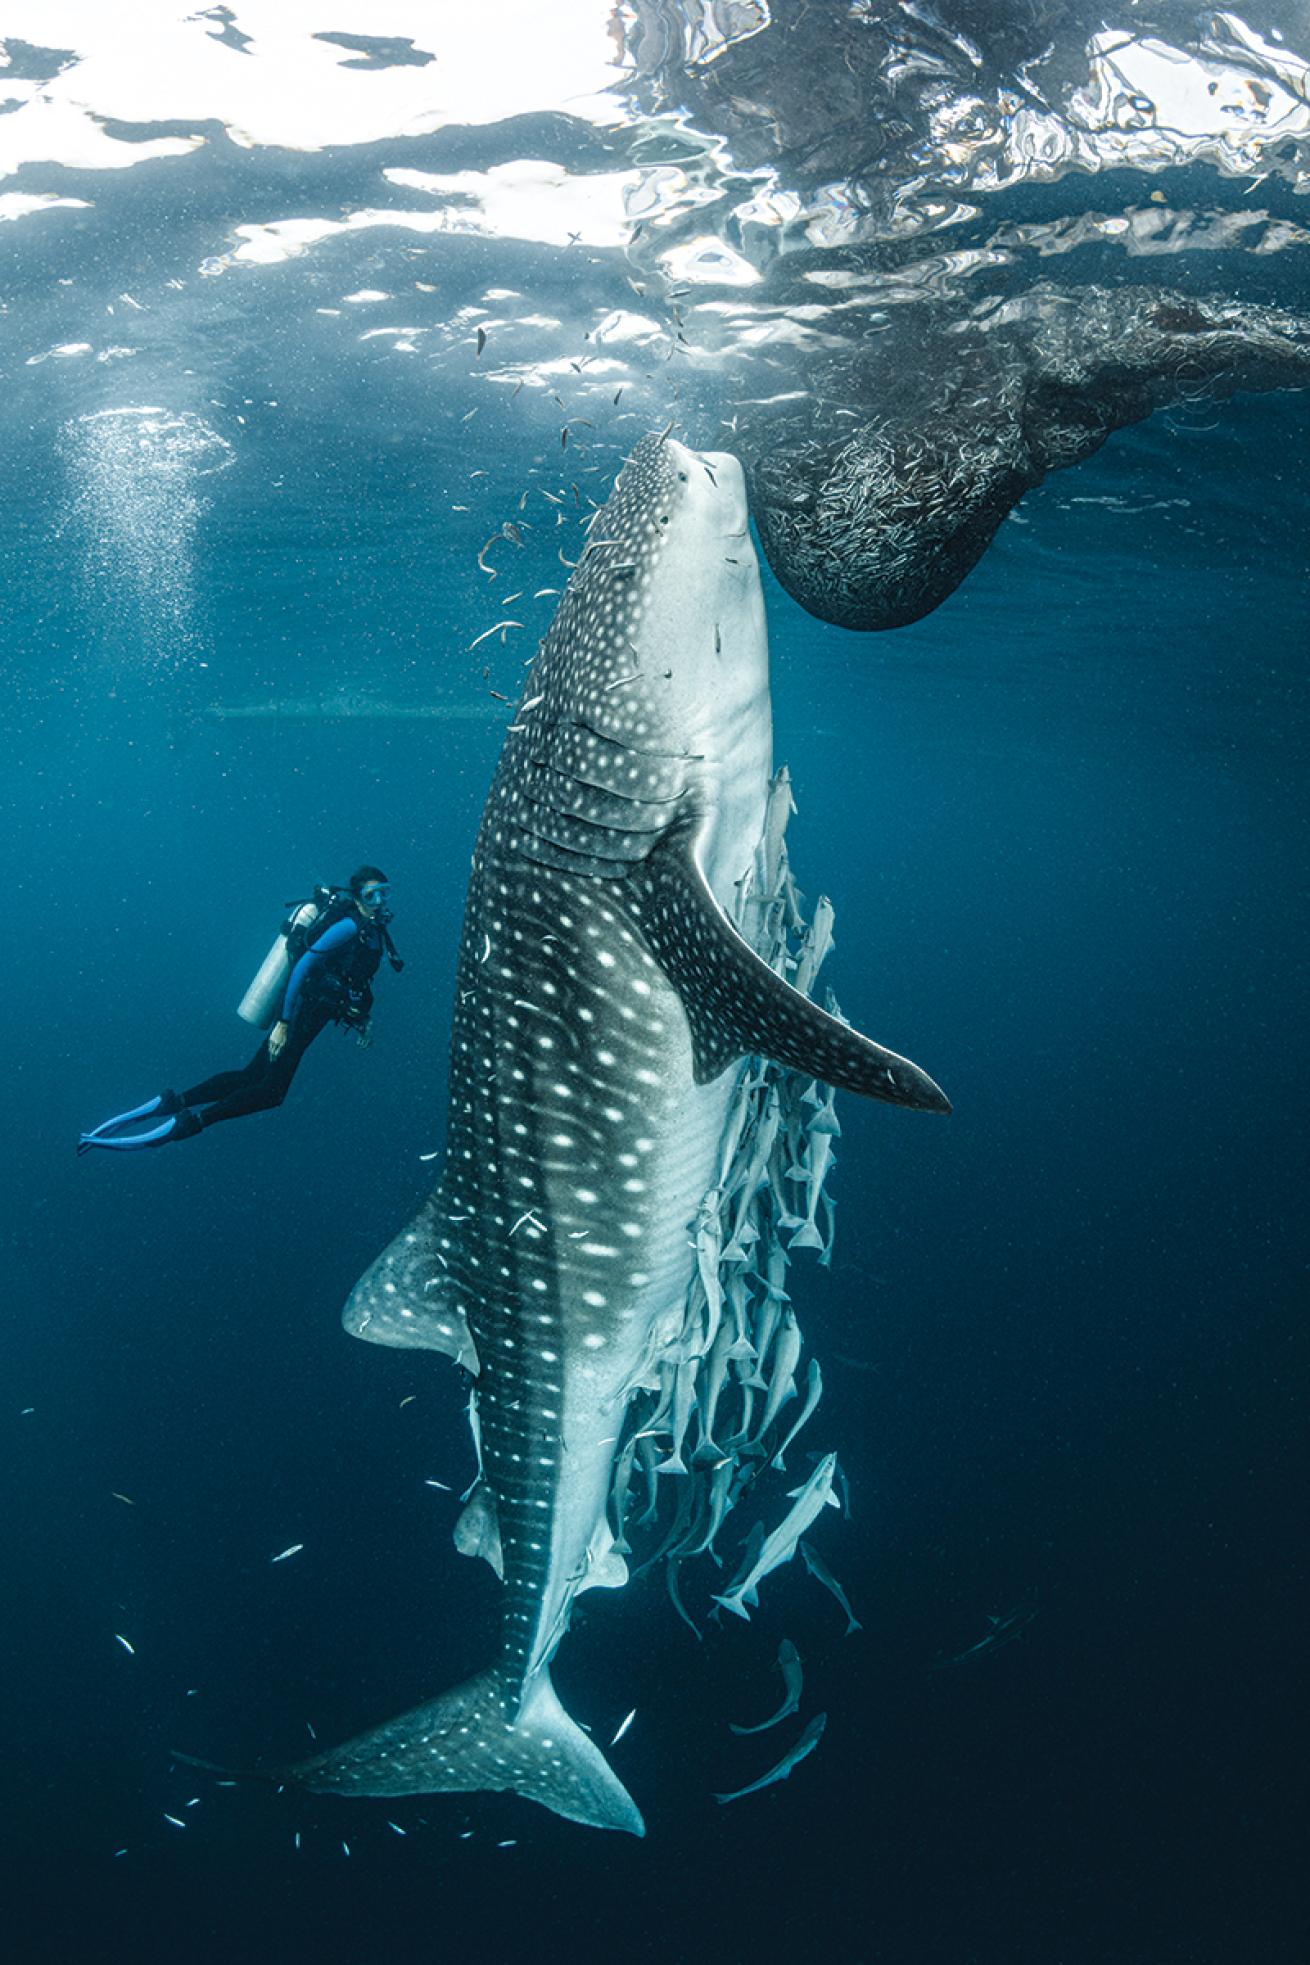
left=677, top=472, right=688, bottom=482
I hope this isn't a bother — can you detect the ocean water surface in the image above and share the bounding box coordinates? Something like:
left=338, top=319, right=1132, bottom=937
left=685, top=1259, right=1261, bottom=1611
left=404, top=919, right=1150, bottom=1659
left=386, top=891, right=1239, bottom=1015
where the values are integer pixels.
left=1, top=6, right=1306, bottom=1962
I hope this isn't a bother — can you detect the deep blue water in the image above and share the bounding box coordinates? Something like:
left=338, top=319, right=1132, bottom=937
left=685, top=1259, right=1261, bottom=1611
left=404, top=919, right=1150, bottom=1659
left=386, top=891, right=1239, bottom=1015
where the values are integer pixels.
left=2, top=9, right=1308, bottom=1962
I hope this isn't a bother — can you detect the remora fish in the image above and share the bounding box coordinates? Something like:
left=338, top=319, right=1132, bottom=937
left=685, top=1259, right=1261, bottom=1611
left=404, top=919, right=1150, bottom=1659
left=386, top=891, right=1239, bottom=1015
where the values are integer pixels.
left=729, top=1638, right=803, bottom=1735
left=714, top=1712, right=827, bottom=1805
left=799, top=1536, right=862, bottom=1635
left=713, top=1451, right=841, bottom=1620
left=931, top=1598, right=1037, bottom=1669
left=294, top=434, right=948, bottom=1835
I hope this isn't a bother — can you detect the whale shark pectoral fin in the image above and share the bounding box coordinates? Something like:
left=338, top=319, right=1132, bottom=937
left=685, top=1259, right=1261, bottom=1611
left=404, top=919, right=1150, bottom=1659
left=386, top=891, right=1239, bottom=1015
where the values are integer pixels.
left=632, top=834, right=951, bottom=1114
left=343, top=1208, right=481, bottom=1373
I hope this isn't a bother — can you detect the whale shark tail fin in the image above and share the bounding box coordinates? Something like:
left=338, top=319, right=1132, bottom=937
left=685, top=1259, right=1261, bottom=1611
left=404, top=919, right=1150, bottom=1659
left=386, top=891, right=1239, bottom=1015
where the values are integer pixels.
left=294, top=1666, right=644, bottom=1837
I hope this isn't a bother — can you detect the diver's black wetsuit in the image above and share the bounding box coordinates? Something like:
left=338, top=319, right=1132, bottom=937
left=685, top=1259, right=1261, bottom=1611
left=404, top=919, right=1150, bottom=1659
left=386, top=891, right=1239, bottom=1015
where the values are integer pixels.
left=181, top=911, right=385, bottom=1129
left=180, top=1000, right=336, bottom=1127
left=78, top=908, right=390, bottom=1152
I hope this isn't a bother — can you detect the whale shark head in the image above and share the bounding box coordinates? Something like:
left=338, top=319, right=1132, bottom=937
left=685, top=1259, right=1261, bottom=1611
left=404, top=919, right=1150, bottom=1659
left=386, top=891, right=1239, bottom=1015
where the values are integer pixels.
left=601, top=435, right=765, bottom=754
left=520, top=436, right=771, bottom=872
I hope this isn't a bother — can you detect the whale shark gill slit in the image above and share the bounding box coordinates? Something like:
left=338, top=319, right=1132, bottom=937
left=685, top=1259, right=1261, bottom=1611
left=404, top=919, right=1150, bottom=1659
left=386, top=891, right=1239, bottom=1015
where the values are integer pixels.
left=526, top=757, right=688, bottom=818
left=513, top=802, right=671, bottom=868
left=568, top=716, right=702, bottom=763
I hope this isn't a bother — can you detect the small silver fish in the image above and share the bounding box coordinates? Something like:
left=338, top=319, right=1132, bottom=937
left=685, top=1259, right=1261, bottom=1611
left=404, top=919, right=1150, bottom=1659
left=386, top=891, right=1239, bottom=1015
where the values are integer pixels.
left=468, top=620, right=524, bottom=652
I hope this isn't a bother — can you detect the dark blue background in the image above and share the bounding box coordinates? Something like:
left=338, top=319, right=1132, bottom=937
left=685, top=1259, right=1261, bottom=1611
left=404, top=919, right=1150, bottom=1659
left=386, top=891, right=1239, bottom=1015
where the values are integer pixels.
left=2, top=356, right=1305, bottom=1963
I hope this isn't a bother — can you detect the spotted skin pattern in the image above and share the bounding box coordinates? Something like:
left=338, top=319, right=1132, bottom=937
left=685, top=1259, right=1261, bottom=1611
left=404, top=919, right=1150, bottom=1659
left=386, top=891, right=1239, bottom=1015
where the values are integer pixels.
left=297, top=436, right=946, bottom=1834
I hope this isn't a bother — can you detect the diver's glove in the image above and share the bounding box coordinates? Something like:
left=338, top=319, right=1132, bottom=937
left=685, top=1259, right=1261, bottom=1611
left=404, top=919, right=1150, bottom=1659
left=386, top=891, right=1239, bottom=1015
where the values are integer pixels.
left=354, top=1018, right=373, bottom=1051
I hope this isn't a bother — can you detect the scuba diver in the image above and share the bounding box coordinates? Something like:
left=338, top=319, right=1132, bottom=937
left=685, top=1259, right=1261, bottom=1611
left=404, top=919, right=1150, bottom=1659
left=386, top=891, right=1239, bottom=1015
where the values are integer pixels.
left=78, top=866, right=403, bottom=1153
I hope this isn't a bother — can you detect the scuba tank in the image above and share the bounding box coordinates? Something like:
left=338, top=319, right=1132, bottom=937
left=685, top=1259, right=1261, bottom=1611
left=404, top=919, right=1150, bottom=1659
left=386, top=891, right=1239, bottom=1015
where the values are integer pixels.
left=237, top=895, right=329, bottom=1029
left=237, top=883, right=403, bottom=1029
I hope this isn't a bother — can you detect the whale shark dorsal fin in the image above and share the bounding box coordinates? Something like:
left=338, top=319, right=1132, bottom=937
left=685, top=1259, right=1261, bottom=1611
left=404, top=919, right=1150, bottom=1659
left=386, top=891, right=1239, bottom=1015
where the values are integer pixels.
left=631, top=831, right=951, bottom=1113
left=343, top=1208, right=481, bottom=1373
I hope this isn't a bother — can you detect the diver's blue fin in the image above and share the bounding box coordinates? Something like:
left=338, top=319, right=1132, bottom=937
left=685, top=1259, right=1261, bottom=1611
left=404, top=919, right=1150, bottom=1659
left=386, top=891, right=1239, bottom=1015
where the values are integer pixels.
left=77, top=1090, right=181, bottom=1153
left=77, top=1108, right=198, bottom=1153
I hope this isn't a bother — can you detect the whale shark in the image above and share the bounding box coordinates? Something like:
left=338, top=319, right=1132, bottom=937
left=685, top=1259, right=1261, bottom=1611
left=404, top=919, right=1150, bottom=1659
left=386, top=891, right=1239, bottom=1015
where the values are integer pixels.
left=292, top=433, right=948, bottom=1834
